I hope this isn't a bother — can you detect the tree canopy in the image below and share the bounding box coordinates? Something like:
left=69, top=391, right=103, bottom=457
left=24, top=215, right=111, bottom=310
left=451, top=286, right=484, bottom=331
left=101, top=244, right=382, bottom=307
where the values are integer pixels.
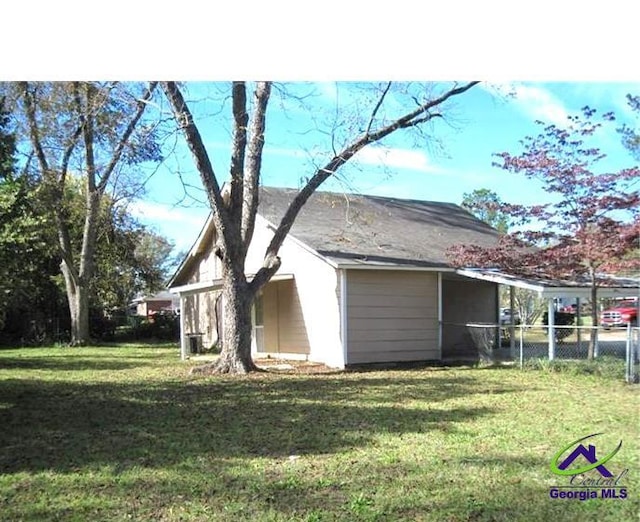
left=461, top=188, right=509, bottom=233
left=0, top=173, right=176, bottom=344
left=618, top=94, right=640, bottom=160
left=448, top=106, right=640, bottom=359
left=450, top=107, right=639, bottom=280
left=3, top=81, right=162, bottom=344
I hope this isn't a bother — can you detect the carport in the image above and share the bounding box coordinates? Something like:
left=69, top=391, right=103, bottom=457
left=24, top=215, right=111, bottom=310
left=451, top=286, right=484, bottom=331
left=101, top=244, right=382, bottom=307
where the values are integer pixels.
left=456, top=269, right=639, bottom=360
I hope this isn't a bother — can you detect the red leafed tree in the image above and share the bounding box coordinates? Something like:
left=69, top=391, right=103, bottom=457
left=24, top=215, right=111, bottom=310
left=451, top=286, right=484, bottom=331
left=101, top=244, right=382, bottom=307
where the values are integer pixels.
left=448, top=107, right=640, bottom=359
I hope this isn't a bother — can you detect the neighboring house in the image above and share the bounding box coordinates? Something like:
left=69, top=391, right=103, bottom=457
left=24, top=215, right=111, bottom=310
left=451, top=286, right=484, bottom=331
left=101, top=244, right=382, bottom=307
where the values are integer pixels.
left=131, top=291, right=180, bottom=318
left=169, top=187, right=504, bottom=367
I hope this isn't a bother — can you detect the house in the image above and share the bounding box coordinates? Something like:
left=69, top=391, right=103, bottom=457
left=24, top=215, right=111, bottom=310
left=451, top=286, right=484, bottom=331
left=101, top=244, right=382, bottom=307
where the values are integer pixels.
left=168, top=187, right=504, bottom=367
left=130, top=291, right=180, bottom=318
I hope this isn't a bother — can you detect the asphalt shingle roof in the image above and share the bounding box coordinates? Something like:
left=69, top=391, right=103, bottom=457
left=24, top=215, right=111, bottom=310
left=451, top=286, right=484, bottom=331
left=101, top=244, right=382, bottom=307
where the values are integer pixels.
left=258, top=187, right=501, bottom=267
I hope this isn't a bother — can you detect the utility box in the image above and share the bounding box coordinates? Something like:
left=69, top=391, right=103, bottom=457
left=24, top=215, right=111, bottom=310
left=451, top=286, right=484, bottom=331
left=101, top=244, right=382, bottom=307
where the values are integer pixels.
left=188, top=333, right=203, bottom=354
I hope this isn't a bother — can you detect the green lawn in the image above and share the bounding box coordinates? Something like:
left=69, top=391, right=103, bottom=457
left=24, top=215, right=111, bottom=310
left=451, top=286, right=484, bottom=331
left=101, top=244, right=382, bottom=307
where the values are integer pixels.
left=0, top=344, right=638, bottom=521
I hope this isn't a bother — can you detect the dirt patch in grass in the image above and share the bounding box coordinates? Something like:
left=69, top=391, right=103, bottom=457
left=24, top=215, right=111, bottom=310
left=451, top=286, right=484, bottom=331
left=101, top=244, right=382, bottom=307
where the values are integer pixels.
left=254, top=358, right=341, bottom=374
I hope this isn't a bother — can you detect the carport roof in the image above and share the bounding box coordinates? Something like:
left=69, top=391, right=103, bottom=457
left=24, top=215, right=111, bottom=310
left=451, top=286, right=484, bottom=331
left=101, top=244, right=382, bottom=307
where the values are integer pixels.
left=456, top=268, right=639, bottom=299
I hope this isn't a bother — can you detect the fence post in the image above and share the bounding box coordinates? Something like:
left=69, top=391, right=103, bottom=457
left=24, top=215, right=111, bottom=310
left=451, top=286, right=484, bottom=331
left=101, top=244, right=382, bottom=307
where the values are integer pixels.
left=548, top=300, right=556, bottom=361
left=626, top=323, right=631, bottom=383
left=519, top=324, right=524, bottom=369
left=509, top=287, right=516, bottom=357
left=576, top=298, right=582, bottom=353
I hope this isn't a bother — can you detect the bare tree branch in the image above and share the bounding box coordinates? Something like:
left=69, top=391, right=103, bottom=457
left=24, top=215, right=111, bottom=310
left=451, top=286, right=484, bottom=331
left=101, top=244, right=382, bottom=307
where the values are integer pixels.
left=366, top=82, right=479, bottom=143
left=18, top=82, right=49, bottom=174
left=97, top=81, right=158, bottom=193
left=229, top=82, right=248, bottom=224
left=76, top=83, right=97, bottom=192
left=365, top=81, right=392, bottom=135
left=161, top=81, right=232, bottom=254
left=241, top=81, right=271, bottom=252
left=59, top=122, right=83, bottom=187
left=74, top=83, right=99, bottom=282
left=249, top=81, right=480, bottom=292
left=19, top=82, right=80, bottom=282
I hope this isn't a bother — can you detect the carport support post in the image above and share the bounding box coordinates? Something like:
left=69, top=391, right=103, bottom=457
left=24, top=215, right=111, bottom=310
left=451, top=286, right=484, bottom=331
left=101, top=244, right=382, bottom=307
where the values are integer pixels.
left=509, top=286, right=516, bottom=357
left=179, top=294, right=188, bottom=361
left=548, top=299, right=556, bottom=361
left=576, top=298, right=582, bottom=353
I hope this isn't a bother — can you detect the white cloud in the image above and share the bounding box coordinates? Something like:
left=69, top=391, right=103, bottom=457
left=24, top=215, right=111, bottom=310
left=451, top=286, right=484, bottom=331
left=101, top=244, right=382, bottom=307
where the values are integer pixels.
left=557, top=82, right=640, bottom=119
left=221, top=142, right=442, bottom=175
left=128, top=200, right=208, bottom=228
left=263, top=146, right=309, bottom=159
left=127, top=200, right=211, bottom=252
left=482, top=82, right=570, bottom=126
left=315, top=81, right=338, bottom=102
left=354, top=146, right=443, bottom=173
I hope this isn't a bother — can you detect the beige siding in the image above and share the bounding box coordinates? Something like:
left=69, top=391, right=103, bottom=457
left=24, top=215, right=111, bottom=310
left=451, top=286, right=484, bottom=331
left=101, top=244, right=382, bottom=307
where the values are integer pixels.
left=183, top=290, right=221, bottom=349
left=262, top=283, right=279, bottom=352
left=275, top=279, right=310, bottom=354
left=198, top=248, right=220, bottom=281
left=346, top=270, right=439, bottom=364
left=259, top=279, right=310, bottom=355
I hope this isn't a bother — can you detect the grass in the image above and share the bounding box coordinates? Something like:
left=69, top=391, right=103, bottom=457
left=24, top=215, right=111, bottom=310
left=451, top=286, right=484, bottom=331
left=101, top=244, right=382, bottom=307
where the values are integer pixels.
left=0, top=343, right=638, bottom=521
left=522, top=355, right=630, bottom=379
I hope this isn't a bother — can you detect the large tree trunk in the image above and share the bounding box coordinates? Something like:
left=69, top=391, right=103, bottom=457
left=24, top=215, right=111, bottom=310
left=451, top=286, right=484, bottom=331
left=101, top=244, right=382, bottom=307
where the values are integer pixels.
left=70, top=285, right=90, bottom=346
left=191, top=264, right=259, bottom=375
left=57, top=190, right=99, bottom=346
left=61, top=262, right=90, bottom=345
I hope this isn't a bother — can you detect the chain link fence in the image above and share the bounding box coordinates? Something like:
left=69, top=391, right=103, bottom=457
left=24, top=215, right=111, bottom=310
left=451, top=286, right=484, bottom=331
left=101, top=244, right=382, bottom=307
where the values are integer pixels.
left=458, top=323, right=639, bottom=383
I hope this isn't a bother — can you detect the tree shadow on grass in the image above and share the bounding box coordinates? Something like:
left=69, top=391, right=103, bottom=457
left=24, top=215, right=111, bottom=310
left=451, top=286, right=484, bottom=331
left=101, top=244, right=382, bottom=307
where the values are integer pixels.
left=0, top=344, right=173, bottom=372
left=0, top=373, right=506, bottom=474
left=0, top=356, right=153, bottom=372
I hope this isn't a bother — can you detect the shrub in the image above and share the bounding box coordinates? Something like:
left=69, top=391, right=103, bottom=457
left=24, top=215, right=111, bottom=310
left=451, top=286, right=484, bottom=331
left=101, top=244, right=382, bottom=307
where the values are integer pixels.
left=114, top=312, right=180, bottom=342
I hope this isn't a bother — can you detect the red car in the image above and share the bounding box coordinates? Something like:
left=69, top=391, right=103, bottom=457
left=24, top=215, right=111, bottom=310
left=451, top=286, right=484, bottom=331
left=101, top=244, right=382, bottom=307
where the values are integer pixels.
left=600, top=300, right=639, bottom=328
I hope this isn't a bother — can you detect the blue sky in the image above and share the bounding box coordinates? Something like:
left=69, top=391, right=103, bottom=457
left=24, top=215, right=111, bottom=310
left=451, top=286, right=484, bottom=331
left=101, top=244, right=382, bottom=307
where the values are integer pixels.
left=5, top=3, right=637, bottom=253
left=128, top=81, right=640, bottom=252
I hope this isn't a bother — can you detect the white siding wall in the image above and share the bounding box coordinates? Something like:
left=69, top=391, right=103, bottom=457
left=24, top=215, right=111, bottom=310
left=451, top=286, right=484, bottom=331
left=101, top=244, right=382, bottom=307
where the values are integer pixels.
left=346, top=270, right=439, bottom=364
left=245, top=216, right=343, bottom=367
